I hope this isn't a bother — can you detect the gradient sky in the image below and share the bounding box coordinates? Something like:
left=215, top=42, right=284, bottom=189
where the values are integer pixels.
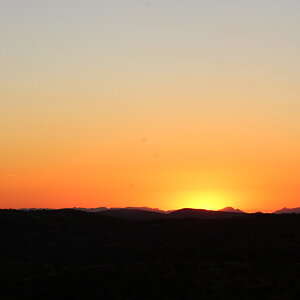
left=1, top=0, right=300, bottom=212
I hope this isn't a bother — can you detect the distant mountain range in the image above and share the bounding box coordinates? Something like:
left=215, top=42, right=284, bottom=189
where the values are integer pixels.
left=74, top=206, right=244, bottom=214
left=74, top=206, right=166, bottom=214
left=274, top=207, right=300, bottom=214
left=78, top=206, right=300, bottom=221
left=90, top=207, right=246, bottom=221
left=17, top=206, right=300, bottom=222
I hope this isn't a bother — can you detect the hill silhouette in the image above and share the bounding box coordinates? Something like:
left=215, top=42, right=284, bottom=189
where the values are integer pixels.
left=96, top=208, right=166, bottom=221
left=90, top=208, right=248, bottom=221
left=168, top=208, right=246, bottom=219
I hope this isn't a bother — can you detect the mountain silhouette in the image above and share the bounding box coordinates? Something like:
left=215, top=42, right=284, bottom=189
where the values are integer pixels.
left=218, top=207, right=245, bottom=213
left=75, top=206, right=166, bottom=214
left=94, top=208, right=248, bottom=221
left=17, top=207, right=250, bottom=221
left=74, top=207, right=108, bottom=212
left=274, top=207, right=300, bottom=214
left=110, top=206, right=166, bottom=213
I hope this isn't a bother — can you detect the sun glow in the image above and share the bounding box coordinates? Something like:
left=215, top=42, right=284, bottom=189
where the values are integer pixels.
left=176, top=190, right=234, bottom=211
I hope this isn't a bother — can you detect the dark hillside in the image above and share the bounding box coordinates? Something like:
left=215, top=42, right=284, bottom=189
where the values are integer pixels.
left=96, top=208, right=166, bottom=221
left=0, top=209, right=299, bottom=299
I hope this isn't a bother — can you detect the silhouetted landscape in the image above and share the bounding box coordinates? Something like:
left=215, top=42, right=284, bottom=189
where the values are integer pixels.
left=1, top=208, right=300, bottom=299
left=2, top=0, right=300, bottom=298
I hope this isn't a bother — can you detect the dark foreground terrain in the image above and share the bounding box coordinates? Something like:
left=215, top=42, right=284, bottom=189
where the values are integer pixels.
left=0, top=209, right=300, bottom=299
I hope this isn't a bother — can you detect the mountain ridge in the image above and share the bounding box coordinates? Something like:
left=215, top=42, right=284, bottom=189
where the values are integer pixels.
left=218, top=206, right=245, bottom=213
left=274, top=207, right=300, bottom=214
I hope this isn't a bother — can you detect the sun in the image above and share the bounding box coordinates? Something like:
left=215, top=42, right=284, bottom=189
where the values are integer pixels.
left=176, top=190, right=232, bottom=211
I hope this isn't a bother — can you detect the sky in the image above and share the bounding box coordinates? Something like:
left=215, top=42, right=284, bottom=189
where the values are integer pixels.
left=1, top=0, right=300, bottom=212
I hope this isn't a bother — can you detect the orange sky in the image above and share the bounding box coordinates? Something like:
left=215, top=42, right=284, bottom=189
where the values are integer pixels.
left=1, top=1, right=299, bottom=212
